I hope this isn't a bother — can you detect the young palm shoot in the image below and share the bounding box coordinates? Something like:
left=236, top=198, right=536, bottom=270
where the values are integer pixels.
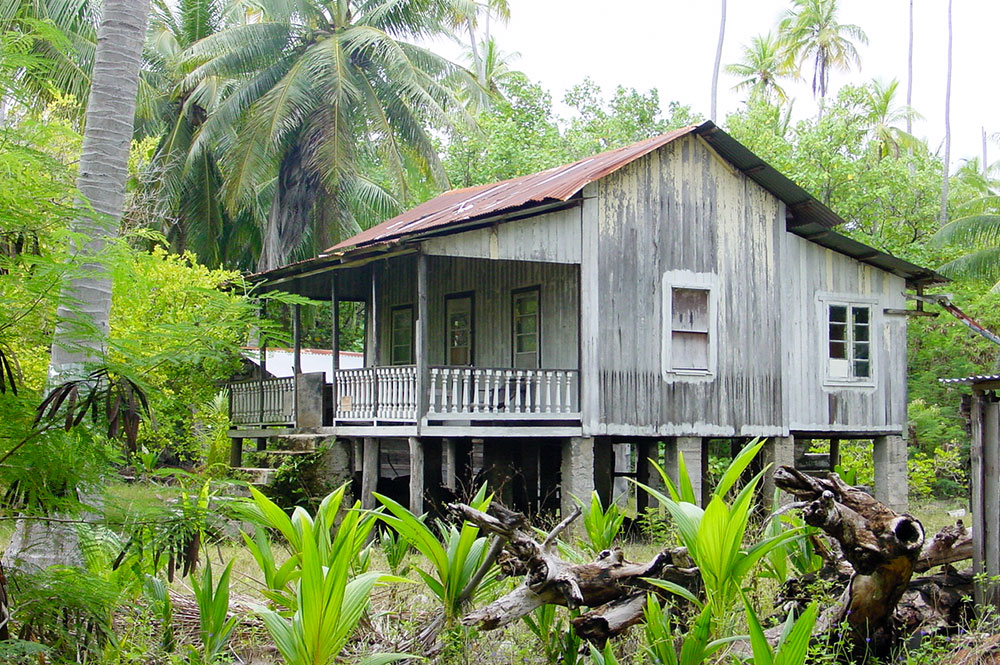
left=188, top=559, right=239, bottom=664
left=577, top=491, right=626, bottom=554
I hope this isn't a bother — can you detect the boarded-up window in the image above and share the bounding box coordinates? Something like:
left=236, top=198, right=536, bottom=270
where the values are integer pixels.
left=671, top=287, right=710, bottom=371
left=512, top=287, right=540, bottom=369
left=827, top=303, right=871, bottom=380
left=390, top=305, right=413, bottom=365
left=446, top=293, right=474, bottom=366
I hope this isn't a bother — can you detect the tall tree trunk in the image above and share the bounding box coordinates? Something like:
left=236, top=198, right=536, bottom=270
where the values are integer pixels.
left=906, top=0, right=914, bottom=136
left=48, top=0, right=151, bottom=379
left=710, top=0, right=726, bottom=120
left=939, top=0, right=952, bottom=225
left=466, top=19, right=484, bottom=86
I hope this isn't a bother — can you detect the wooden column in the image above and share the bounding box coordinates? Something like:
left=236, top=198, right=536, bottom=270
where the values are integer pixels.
left=369, top=261, right=381, bottom=367
left=331, top=275, right=339, bottom=415
left=361, top=437, right=379, bottom=510
left=443, top=438, right=457, bottom=490
left=292, top=303, right=302, bottom=375
left=593, top=438, right=614, bottom=507
left=829, top=437, right=841, bottom=471
left=257, top=299, right=267, bottom=451
left=973, top=392, right=1000, bottom=606
left=229, top=437, right=243, bottom=468
left=408, top=436, right=431, bottom=514
left=416, top=253, right=429, bottom=428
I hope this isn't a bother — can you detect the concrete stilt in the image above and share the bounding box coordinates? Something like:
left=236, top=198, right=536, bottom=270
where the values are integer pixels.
left=560, top=437, right=595, bottom=518
left=361, top=437, right=379, bottom=510
left=443, top=438, right=457, bottom=490
left=675, top=437, right=706, bottom=506
left=873, top=434, right=908, bottom=512
left=761, top=436, right=795, bottom=507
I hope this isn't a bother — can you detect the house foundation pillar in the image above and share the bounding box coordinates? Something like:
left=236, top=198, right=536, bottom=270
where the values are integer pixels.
left=407, top=437, right=441, bottom=514
left=666, top=437, right=706, bottom=506
left=762, top=436, right=795, bottom=507
left=360, top=437, right=379, bottom=510
left=636, top=440, right=665, bottom=512
left=873, top=434, right=908, bottom=513
left=593, top=438, right=614, bottom=506
left=561, top=436, right=595, bottom=518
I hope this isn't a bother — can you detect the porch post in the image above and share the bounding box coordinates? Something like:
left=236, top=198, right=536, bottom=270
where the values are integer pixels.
left=293, top=303, right=302, bottom=375
left=416, top=252, right=430, bottom=427
left=361, top=437, right=379, bottom=510
left=257, top=299, right=267, bottom=451
left=409, top=436, right=425, bottom=514
left=331, top=275, right=339, bottom=418
left=443, top=438, right=457, bottom=489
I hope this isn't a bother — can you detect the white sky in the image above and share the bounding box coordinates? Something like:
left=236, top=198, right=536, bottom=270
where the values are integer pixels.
left=435, top=0, right=998, bottom=169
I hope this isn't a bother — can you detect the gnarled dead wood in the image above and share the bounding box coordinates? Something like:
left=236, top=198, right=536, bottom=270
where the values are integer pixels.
left=452, top=502, right=699, bottom=642
left=773, top=466, right=925, bottom=660
left=915, top=521, right=973, bottom=573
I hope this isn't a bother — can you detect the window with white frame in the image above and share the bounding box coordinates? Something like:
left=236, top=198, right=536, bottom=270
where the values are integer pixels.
left=662, top=272, right=718, bottom=377
left=826, top=303, right=872, bottom=381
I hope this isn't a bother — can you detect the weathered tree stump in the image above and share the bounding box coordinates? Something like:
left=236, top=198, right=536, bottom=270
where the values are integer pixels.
left=450, top=502, right=699, bottom=645
left=773, top=466, right=925, bottom=660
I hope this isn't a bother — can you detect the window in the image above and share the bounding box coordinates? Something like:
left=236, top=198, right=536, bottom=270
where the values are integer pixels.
left=662, top=271, right=718, bottom=377
left=827, top=303, right=872, bottom=381
left=671, top=287, right=710, bottom=371
left=390, top=305, right=413, bottom=365
left=512, top=287, right=540, bottom=369
left=445, top=292, right=474, bottom=366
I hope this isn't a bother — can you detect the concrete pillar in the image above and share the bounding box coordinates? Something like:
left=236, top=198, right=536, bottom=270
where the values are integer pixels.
left=318, top=436, right=353, bottom=491
left=443, top=438, right=457, bottom=490
left=873, top=434, right=908, bottom=513
left=360, top=437, right=379, bottom=510
left=672, top=437, right=706, bottom=506
left=560, top=437, right=595, bottom=518
left=761, top=436, right=796, bottom=508
left=593, top=438, right=614, bottom=507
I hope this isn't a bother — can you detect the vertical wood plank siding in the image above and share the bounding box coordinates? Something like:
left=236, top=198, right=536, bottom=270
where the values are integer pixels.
left=592, top=136, right=783, bottom=436
left=781, top=232, right=907, bottom=431
left=372, top=255, right=579, bottom=370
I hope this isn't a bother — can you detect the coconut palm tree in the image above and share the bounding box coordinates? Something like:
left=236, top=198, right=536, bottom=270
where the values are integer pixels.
left=710, top=0, right=726, bottom=120
left=859, top=78, right=921, bottom=160
left=779, top=0, right=867, bottom=112
left=141, top=0, right=257, bottom=268
left=725, top=32, right=791, bottom=103
left=49, top=0, right=151, bottom=377
left=182, top=0, right=473, bottom=271
left=940, top=0, right=953, bottom=225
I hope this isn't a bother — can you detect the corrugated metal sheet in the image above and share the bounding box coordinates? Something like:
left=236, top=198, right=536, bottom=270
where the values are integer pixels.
left=326, top=125, right=698, bottom=253
left=940, top=374, right=1000, bottom=385
left=252, top=121, right=944, bottom=287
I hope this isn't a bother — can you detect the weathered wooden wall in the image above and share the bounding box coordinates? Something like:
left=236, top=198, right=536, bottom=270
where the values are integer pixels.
left=780, top=232, right=908, bottom=433
left=371, top=255, right=579, bottom=369
left=421, top=205, right=582, bottom=264
left=585, top=135, right=785, bottom=437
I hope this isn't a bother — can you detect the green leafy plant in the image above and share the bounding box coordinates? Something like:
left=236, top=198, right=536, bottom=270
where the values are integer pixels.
left=188, top=559, right=239, bottom=664
left=380, top=525, right=412, bottom=575
left=523, top=603, right=583, bottom=665
left=637, top=438, right=803, bottom=631
left=761, top=493, right=824, bottom=582
left=641, top=595, right=742, bottom=665
left=238, top=484, right=375, bottom=611
left=576, top=490, right=625, bottom=554
left=742, top=592, right=819, bottom=665
left=255, top=494, right=409, bottom=665
left=375, top=485, right=496, bottom=622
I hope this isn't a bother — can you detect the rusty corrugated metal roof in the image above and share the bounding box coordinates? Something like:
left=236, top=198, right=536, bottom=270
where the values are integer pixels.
left=325, top=125, right=698, bottom=253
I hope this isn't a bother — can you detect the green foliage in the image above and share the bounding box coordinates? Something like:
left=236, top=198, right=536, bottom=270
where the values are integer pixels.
left=761, top=497, right=823, bottom=582
left=252, top=487, right=409, bottom=665
left=238, top=484, right=376, bottom=612
left=375, top=485, right=495, bottom=622
left=641, top=597, right=739, bottom=665
left=742, top=593, right=818, bottom=665
left=188, top=559, right=239, bottom=664
left=576, top=491, right=625, bottom=554
left=637, top=439, right=803, bottom=631
left=380, top=526, right=412, bottom=576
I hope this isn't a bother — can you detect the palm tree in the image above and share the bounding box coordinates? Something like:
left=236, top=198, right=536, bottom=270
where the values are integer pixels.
left=906, top=0, right=914, bottom=136
left=710, top=0, right=726, bottom=119
left=779, top=0, right=867, bottom=113
left=49, top=0, right=151, bottom=377
left=141, top=0, right=254, bottom=268
left=725, top=32, right=791, bottom=103
left=859, top=78, right=921, bottom=159
left=940, top=0, right=953, bottom=225
left=182, top=0, right=471, bottom=271
left=454, top=35, right=520, bottom=111
left=452, top=0, right=510, bottom=88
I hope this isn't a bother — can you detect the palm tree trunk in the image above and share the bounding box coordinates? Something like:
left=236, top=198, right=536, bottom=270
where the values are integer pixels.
left=939, top=0, right=952, bottom=226
left=48, top=0, right=151, bottom=379
left=906, top=0, right=914, bottom=136
left=466, top=19, right=484, bottom=86
left=710, top=0, right=726, bottom=120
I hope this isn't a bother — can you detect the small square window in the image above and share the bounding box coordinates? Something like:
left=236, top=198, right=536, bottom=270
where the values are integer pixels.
left=826, top=303, right=873, bottom=381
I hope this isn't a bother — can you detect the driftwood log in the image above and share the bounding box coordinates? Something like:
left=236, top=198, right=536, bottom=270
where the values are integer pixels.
left=450, top=502, right=699, bottom=645
left=773, top=466, right=926, bottom=659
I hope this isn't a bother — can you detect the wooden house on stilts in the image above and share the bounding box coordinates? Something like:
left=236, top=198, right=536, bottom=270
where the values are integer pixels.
left=229, top=121, right=943, bottom=516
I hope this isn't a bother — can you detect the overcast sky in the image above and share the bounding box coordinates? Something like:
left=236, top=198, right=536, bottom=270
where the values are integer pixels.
left=435, top=0, right=997, bottom=169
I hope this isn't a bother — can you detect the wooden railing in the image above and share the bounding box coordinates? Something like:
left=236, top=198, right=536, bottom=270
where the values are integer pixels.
left=428, top=367, right=579, bottom=420
left=335, top=366, right=418, bottom=421
left=230, top=376, right=296, bottom=427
